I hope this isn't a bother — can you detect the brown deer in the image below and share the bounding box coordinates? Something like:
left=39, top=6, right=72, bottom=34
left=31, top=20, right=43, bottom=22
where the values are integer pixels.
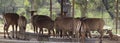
left=3, top=13, right=19, bottom=39
left=54, top=17, right=82, bottom=38
left=31, top=15, right=52, bottom=34
left=18, top=15, right=27, bottom=39
left=79, top=17, right=105, bottom=41
left=55, top=17, right=87, bottom=43
left=31, top=15, right=55, bottom=38
left=29, top=11, right=55, bottom=37
left=106, top=30, right=119, bottom=41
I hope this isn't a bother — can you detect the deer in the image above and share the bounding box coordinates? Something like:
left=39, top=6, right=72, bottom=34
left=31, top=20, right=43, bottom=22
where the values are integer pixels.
left=31, top=15, right=39, bottom=33
left=54, top=17, right=87, bottom=43
left=18, top=15, right=27, bottom=40
left=29, top=11, right=55, bottom=39
left=55, top=13, right=74, bottom=37
left=106, top=30, right=119, bottom=41
left=3, top=13, right=19, bottom=39
left=54, top=17, right=81, bottom=38
left=78, top=17, right=105, bottom=43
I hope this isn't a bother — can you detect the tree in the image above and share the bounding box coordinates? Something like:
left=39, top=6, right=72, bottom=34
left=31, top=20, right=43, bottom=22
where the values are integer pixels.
left=102, top=0, right=115, bottom=19
left=57, top=0, right=72, bottom=17
left=75, top=0, right=88, bottom=17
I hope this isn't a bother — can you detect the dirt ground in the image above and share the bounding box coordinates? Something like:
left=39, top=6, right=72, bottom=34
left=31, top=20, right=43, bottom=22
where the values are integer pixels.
left=0, top=37, right=119, bottom=43
left=0, top=24, right=120, bottom=43
left=0, top=33, right=119, bottom=43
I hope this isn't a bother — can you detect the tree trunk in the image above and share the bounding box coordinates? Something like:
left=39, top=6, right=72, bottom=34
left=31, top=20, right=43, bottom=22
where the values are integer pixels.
left=102, top=0, right=114, bottom=19
left=79, top=0, right=87, bottom=17
left=80, top=6, right=87, bottom=17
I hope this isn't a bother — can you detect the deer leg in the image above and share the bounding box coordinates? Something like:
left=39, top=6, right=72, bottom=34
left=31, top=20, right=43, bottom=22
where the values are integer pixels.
left=81, top=32, right=85, bottom=43
left=52, top=29, right=55, bottom=37
left=4, top=29, right=6, bottom=38
left=39, top=28, right=43, bottom=34
left=100, top=31, right=103, bottom=40
left=3, top=24, right=7, bottom=38
left=41, top=28, right=43, bottom=35
left=60, top=30, right=62, bottom=37
left=37, top=31, right=39, bottom=41
left=23, top=31, right=26, bottom=40
left=75, top=32, right=79, bottom=38
left=15, top=25, right=18, bottom=39
left=85, top=32, right=88, bottom=38
left=62, top=31, right=66, bottom=38
left=79, top=32, right=81, bottom=38
left=12, top=25, right=14, bottom=38
left=35, top=26, right=38, bottom=34
left=67, top=31, right=70, bottom=38
left=88, top=31, right=92, bottom=38
left=23, top=26, right=26, bottom=40
left=64, top=32, right=68, bottom=38
left=55, top=28, right=59, bottom=37
left=98, top=30, right=103, bottom=43
left=69, top=31, right=73, bottom=38
left=6, top=25, right=11, bottom=39
left=39, top=28, right=41, bottom=34
left=36, top=26, right=38, bottom=33
left=37, top=27, right=41, bottom=40
left=48, top=29, right=50, bottom=37
left=33, top=25, right=36, bottom=33
left=18, top=26, right=22, bottom=39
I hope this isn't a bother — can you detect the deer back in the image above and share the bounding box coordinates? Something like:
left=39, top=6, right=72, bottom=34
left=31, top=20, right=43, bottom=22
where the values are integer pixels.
left=55, top=17, right=81, bottom=32
left=82, top=18, right=105, bottom=31
left=3, top=13, right=19, bottom=25
left=32, top=15, right=54, bottom=29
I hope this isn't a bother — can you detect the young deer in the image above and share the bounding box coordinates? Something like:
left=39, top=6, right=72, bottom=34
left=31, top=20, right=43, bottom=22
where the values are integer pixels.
left=3, top=13, right=19, bottom=39
left=106, top=30, right=119, bottom=41
left=18, top=15, right=27, bottom=39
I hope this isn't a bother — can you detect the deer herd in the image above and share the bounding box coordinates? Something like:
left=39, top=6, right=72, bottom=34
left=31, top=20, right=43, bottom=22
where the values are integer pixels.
left=2, top=11, right=119, bottom=43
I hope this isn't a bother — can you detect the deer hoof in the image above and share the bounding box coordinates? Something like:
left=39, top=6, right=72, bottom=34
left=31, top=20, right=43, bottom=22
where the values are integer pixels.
left=8, top=36, right=12, bottom=39
left=12, top=36, right=14, bottom=38
left=4, top=36, right=6, bottom=38
left=16, top=37, right=19, bottom=39
left=23, top=38, right=26, bottom=40
left=99, top=40, right=102, bottom=43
